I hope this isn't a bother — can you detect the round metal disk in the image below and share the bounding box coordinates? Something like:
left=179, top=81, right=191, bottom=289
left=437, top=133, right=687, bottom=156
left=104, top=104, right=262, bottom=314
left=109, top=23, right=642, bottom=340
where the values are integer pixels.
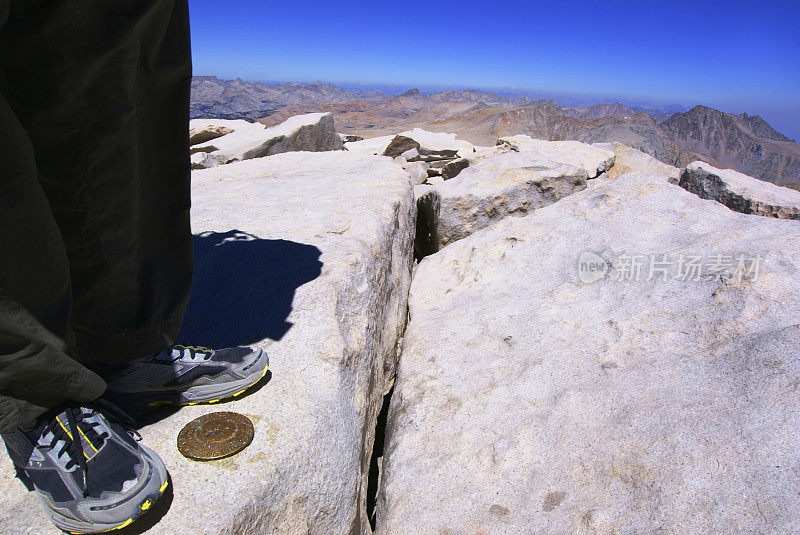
left=177, top=411, right=254, bottom=461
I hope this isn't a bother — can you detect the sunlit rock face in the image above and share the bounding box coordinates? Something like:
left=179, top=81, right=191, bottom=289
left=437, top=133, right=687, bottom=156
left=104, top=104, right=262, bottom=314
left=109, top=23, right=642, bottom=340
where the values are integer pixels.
left=681, top=161, right=800, bottom=219
left=0, top=150, right=415, bottom=535
left=190, top=113, right=343, bottom=168
left=378, top=172, right=800, bottom=535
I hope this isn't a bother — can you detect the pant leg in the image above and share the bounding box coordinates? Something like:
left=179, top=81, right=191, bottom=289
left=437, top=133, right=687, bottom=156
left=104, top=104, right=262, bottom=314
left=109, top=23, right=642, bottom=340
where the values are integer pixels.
left=0, top=90, right=106, bottom=433
left=0, top=0, right=193, bottom=364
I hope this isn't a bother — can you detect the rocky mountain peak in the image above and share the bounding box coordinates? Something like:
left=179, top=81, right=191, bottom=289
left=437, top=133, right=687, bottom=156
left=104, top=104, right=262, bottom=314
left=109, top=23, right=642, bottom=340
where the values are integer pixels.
left=663, top=105, right=800, bottom=186
left=398, top=88, right=422, bottom=98
left=737, top=112, right=793, bottom=142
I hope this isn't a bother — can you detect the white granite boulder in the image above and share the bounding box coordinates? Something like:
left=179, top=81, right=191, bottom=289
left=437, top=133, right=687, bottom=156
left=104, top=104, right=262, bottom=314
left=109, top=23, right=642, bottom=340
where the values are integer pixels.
left=190, top=113, right=344, bottom=168
left=499, top=135, right=615, bottom=178
left=399, top=128, right=475, bottom=159
left=377, top=173, right=800, bottom=534
left=681, top=161, right=800, bottom=219
left=344, top=135, right=395, bottom=156
left=189, top=119, right=239, bottom=145
left=1, top=151, right=415, bottom=534
left=415, top=151, right=587, bottom=255
left=404, top=161, right=429, bottom=185
left=597, top=142, right=681, bottom=183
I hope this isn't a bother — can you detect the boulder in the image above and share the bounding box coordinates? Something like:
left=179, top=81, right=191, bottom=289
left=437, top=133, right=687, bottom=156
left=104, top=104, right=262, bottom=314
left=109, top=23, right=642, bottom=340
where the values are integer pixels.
left=415, top=151, right=587, bottom=255
left=498, top=134, right=615, bottom=178
left=190, top=113, right=344, bottom=168
left=680, top=162, right=800, bottom=219
left=383, top=135, right=421, bottom=158
left=189, top=120, right=237, bottom=146
left=1, top=151, right=415, bottom=534
left=404, top=162, right=429, bottom=186
left=190, top=150, right=210, bottom=170
left=601, top=142, right=680, bottom=183
left=398, top=128, right=475, bottom=158
left=400, top=148, right=419, bottom=161
left=440, top=158, right=469, bottom=180
left=345, top=135, right=395, bottom=156
left=340, top=134, right=364, bottom=143
left=428, top=160, right=451, bottom=169
left=377, top=173, right=800, bottom=534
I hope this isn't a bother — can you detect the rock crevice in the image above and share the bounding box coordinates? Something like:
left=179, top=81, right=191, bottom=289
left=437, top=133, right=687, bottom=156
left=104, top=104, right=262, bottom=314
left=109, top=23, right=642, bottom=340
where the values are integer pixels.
left=411, top=140, right=616, bottom=257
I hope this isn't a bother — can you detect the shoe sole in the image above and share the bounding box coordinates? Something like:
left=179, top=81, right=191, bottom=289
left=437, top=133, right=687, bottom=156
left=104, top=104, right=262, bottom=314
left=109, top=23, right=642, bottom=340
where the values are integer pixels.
left=144, top=349, right=269, bottom=407
left=50, top=446, right=170, bottom=534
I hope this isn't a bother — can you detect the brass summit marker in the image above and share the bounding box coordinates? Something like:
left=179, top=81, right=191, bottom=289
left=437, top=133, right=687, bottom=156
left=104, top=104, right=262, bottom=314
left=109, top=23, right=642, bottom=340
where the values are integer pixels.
left=177, top=411, right=254, bottom=461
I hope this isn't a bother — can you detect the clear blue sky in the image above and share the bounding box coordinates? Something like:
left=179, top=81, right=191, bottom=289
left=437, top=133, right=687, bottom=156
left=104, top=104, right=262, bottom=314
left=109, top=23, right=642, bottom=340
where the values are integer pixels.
left=189, top=0, right=800, bottom=140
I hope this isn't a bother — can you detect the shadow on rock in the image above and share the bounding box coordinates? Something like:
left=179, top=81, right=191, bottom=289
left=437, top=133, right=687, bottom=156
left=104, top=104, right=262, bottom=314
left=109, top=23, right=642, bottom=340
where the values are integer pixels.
left=177, top=230, right=323, bottom=348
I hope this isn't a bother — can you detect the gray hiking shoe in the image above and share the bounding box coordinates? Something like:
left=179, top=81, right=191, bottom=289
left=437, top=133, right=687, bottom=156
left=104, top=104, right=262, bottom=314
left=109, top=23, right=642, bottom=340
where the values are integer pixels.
left=103, top=345, right=269, bottom=407
left=2, top=403, right=169, bottom=534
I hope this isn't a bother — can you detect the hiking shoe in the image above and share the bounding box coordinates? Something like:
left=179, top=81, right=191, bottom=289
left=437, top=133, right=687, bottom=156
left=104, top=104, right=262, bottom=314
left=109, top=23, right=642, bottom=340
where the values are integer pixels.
left=103, top=345, right=269, bottom=407
left=1, top=402, right=168, bottom=534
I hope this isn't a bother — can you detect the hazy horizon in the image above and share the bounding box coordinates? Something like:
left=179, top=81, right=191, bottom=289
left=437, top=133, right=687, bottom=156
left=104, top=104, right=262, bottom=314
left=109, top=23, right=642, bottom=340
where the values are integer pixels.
left=189, top=0, right=800, bottom=140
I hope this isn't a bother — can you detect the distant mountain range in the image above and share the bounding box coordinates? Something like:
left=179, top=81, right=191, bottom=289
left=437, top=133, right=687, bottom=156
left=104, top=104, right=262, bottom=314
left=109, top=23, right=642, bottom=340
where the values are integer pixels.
left=191, top=77, right=800, bottom=189
left=190, top=76, right=389, bottom=119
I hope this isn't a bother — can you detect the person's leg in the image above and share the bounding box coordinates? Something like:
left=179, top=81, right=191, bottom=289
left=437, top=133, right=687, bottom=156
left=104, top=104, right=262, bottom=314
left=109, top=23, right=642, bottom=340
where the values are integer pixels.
left=1, top=0, right=271, bottom=524
left=0, top=3, right=185, bottom=531
left=0, top=0, right=268, bottom=414
left=0, top=91, right=107, bottom=433
left=0, top=0, right=194, bottom=365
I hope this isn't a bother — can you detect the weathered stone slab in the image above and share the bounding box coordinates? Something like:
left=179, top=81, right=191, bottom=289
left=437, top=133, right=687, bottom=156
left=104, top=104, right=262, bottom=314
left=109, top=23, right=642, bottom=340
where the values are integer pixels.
left=189, top=119, right=238, bottom=145
left=1, top=151, right=416, bottom=534
left=190, top=113, right=344, bottom=168
left=383, top=135, right=420, bottom=158
left=681, top=161, right=800, bottom=219
left=399, top=128, right=475, bottom=158
left=344, top=135, right=395, bottom=156
left=404, top=161, right=429, bottom=185
left=599, top=142, right=681, bottom=183
left=415, top=151, right=587, bottom=255
left=499, top=134, right=615, bottom=177
left=378, top=173, right=800, bottom=534
left=440, top=158, right=469, bottom=180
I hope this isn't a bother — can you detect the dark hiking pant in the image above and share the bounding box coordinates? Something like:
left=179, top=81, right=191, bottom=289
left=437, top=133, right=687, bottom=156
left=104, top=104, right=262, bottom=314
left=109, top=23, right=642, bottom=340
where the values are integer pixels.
left=0, top=0, right=193, bottom=432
